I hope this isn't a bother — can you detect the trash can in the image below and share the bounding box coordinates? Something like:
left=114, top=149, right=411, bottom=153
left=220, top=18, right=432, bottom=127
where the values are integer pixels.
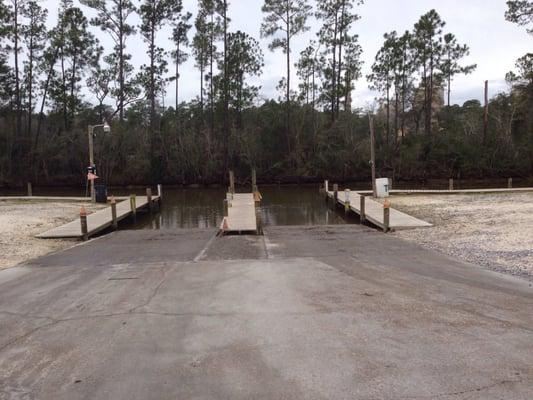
left=95, top=184, right=108, bottom=203
left=375, top=178, right=390, bottom=198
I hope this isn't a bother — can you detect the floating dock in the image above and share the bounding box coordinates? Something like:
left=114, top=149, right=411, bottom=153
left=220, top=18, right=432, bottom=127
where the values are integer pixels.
left=36, top=196, right=160, bottom=239
left=220, top=193, right=259, bottom=234
left=327, top=189, right=432, bottom=231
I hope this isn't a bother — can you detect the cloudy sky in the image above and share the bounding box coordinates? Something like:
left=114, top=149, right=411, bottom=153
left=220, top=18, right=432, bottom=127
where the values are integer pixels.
left=43, top=0, right=531, bottom=108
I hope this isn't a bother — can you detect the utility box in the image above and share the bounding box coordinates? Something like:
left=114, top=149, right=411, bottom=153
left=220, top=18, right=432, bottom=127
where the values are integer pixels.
left=95, top=185, right=108, bottom=203
left=375, top=178, right=390, bottom=198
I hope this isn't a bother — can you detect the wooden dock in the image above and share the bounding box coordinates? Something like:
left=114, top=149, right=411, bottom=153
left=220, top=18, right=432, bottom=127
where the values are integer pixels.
left=220, top=193, right=259, bottom=234
left=327, top=189, right=432, bottom=231
left=36, top=196, right=160, bottom=239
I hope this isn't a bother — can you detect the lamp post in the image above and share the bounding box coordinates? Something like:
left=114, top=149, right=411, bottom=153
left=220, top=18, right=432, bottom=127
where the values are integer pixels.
left=88, top=121, right=111, bottom=203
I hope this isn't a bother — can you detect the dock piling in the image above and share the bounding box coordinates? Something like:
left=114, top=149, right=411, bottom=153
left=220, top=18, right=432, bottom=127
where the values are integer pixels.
left=333, top=184, right=338, bottom=203
left=223, top=199, right=229, bottom=217
left=80, top=207, right=88, bottom=241
left=344, top=189, right=350, bottom=213
left=130, top=194, right=137, bottom=222
left=111, top=197, right=118, bottom=230
left=146, top=188, right=153, bottom=212
left=449, top=178, right=454, bottom=191
left=360, top=196, right=366, bottom=224
left=157, top=184, right=163, bottom=201
left=252, top=169, right=257, bottom=193
left=508, top=178, right=513, bottom=189
left=383, top=200, right=391, bottom=233
left=27, top=182, right=32, bottom=197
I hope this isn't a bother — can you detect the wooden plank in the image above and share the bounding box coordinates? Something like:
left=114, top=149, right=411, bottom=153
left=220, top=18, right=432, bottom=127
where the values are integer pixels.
left=36, top=196, right=159, bottom=239
left=327, top=190, right=432, bottom=230
left=221, top=193, right=257, bottom=232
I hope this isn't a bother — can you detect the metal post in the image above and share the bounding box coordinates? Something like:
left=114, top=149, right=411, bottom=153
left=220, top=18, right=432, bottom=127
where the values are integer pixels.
left=360, top=195, right=366, bottom=224
left=111, top=196, right=118, bottom=230
left=383, top=202, right=390, bottom=233
left=344, top=189, right=350, bottom=212
left=88, top=126, right=95, bottom=203
left=229, top=170, right=235, bottom=194
left=27, top=182, right=32, bottom=197
left=333, top=184, right=338, bottom=203
left=508, top=178, right=512, bottom=189
left=80, top=207, right=88, bottom=241
left=146, top=188, right=153, bottom=212
left=449, top=178, right=454, bottom=191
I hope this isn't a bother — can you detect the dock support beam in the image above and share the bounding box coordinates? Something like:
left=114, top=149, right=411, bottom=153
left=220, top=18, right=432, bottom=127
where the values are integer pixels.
left=27, top=182, right=32, bottom=197
left=111, top=197, right=118, bottom=230
left=80, top=207, right=88, bottom=241
left=360, top=196, right=366, bottom=224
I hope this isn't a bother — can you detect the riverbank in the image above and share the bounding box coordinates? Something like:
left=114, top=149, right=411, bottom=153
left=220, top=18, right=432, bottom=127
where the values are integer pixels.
left=0, top=201, right=105, bottom=269
left=386, top=192, right=533, bottom=278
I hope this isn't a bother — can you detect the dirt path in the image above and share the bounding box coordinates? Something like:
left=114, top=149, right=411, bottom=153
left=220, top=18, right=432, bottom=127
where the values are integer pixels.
left=0, top=201, right=105, bottom=269
left=387, top=192, right=533, bottom=278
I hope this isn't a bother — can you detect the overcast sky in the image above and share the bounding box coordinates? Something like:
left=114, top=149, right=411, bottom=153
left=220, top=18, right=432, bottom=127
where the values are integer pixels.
left=42, top=0, right=531, bottom=109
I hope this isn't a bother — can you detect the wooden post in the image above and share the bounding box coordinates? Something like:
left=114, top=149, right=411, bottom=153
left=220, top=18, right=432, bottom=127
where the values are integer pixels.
left=111, top=196, right=118, bottom=230
left=483, top=80, right=489, bottom=144
left=369, top=115, right=377, bottom=197
left=383, top=201, right=390, bottom=233
left=333, top=184, right=338, bottom=203
left=325, top=180, right=329, bottom=192
left=229, top=170, right=235, bottom=194
left=360, top=195, right=366, bottom=224
left=130, top=194, right=137, bottom=222
left=223, top=199, right=229, bottom=217
left=344, top=189, right=350, bottom=212
left=80, top=207, right=88, bottom=241
left=27, top=182, right=32, bottom=197
left=508, top=178, right=512, bottom=189
left=157, top=184, right=163, bottom=201
left=449, top=178, right=454, bottom=191
left=146, top=188, right=153, bottom=212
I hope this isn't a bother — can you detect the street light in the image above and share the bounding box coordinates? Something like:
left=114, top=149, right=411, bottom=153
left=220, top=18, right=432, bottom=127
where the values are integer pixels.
left=88, top=120, right=111, bottom=203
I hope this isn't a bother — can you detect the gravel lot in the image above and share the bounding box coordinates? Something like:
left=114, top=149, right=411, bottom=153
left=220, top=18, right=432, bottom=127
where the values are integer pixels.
left=0, top=201, right=105, bottom=269
left=388, top=192, right=533, bottom=278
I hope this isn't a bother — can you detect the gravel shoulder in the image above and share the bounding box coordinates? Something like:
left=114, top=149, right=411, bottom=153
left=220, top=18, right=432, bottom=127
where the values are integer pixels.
left=0, top=201, right=106, bottom=269
left=387, top=192, right=533, bottom=278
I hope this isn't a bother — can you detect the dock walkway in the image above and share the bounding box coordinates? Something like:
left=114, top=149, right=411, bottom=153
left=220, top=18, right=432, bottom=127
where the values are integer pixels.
left=221, top=193, right=258, bottom=233
left=36, top=196, right=159, bottom=239
left=327, top=190, right=432, bottom=231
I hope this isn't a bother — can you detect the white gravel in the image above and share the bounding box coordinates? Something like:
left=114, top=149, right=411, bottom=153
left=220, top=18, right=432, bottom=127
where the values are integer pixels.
left=0, top=201, right=106, bottom=269
left=387, top=192, right=533, bottom=279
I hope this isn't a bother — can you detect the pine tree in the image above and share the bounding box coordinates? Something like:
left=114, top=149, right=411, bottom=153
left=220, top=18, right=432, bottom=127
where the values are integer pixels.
left=80, top=0, right=137, bottom=121
left=21, top=0, right=47, bottom=137
left=170, top=11, right=192, bottom=130
left=261, top=0, right=312, bottom=155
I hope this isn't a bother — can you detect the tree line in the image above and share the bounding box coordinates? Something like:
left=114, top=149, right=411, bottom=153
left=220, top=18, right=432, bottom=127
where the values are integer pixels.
left=0, top=0, right=531, bottom=187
